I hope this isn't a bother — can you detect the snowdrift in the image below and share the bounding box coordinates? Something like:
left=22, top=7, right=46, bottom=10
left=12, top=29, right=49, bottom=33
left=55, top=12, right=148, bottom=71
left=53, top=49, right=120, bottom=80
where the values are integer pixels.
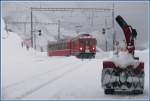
left=109, top=52, right=140, bottom=69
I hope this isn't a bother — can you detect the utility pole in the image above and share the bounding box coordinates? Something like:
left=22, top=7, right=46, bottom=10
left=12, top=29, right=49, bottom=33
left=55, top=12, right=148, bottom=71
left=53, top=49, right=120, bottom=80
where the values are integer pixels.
left=106, top=39, right=108, bottom=51
left=5, top=21, right=8, bottom=32
left=34, top=32, right=36, bottom=49
left=91, top=9, right=94, bottom=26
left=31, top=8, right=33, bottom=48
left=58, top=20, right=60, bottom=41
left=31, top=8, right=37, bottom=49
left=105, top=18, right=108, bottom=51
left=24, top=23, right=26, bottom=35
left=112, top=1, right=115, bottom=51
left=102, top=28, right=107, bottom=51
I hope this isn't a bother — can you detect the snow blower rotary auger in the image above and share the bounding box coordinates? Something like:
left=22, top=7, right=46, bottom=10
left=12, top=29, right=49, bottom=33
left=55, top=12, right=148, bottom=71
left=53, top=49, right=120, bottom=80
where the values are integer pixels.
left=101, top=15, right=144, bottom=95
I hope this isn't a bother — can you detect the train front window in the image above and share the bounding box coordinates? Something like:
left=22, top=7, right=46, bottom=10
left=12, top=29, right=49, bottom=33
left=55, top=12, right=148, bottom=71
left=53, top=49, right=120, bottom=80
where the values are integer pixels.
left=80, top=39, right=95, bottom=46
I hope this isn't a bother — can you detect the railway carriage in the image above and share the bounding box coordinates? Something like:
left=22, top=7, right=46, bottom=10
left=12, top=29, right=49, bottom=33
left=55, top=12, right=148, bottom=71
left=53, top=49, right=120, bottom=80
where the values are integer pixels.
left=47, top=34, right=97, bottom=58
left=47, top=40, right=71, bottom=56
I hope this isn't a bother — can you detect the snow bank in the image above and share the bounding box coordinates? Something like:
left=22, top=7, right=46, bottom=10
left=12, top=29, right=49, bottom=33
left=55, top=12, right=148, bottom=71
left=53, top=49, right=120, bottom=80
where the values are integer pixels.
left=1, top=18, right=7, bottom=39
left=109, top=52, right=139, bottom=69
left=1, top=20, right=47, bottom=87
left=96, top=46, right=104, bottom=52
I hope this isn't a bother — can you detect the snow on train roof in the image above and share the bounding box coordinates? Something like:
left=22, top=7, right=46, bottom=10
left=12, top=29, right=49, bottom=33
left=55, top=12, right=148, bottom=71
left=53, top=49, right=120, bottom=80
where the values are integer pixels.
left=78, top=34, right=93, bottom=39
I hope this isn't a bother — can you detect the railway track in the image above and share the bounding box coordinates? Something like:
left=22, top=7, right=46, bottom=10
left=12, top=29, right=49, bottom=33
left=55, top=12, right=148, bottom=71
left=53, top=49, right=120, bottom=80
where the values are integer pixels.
left=2, top=58, right=90, bottom=99
left=3, top=59, right=71, bottom=89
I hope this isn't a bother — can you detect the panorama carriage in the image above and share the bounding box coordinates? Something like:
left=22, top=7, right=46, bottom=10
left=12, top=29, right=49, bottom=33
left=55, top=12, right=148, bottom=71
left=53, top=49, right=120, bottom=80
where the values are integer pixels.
left=47, top=34, right=97, bottom=58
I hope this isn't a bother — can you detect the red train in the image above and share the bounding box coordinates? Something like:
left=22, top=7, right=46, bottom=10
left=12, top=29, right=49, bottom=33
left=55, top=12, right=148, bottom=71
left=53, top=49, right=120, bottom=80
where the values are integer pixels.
left=47, top=34, right=97, bottom=58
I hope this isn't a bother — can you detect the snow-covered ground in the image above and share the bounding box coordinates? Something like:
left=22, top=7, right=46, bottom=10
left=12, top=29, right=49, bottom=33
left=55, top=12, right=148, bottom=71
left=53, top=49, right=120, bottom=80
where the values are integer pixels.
left=1, top=19, right=149, bottom=100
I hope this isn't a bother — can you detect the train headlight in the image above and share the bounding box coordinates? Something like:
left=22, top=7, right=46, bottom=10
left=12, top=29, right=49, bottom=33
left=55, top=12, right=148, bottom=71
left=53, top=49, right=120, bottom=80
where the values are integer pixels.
left=80, top=47, right=83, bottom=51
left=92, top=47, right=95, bottom=50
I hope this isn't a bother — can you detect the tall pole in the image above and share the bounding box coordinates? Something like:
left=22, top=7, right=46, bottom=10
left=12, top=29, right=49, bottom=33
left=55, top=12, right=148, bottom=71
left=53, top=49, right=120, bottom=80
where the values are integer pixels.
left=24, top=23, right=26, bottom=35
left=34, top=32, right=36, bottom=49
left=6, top=21, right=8, bottom=32
left=58, top=20, right=60, bottom=41
left=106, top=39, right=108, bottom=51
left=91, top=9, right=94, bottom=26
left=112, top=1, right=115, bottom=51
left=31, top=8, right=33, bottom=48
left=105, top=18, right=108, bottom=51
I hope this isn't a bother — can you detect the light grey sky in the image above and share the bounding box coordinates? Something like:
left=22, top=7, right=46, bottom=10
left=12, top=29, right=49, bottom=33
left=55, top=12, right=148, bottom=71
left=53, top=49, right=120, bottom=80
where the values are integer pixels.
left=2, top=1, right=149, bottom=49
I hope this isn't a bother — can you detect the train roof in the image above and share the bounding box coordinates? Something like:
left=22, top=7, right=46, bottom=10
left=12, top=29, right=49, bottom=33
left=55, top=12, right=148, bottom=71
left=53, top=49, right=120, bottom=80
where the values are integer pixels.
left=48, top=39, right=70, bottom=45
left=78, top=34, right=94, bottom=39
left=48, top=33, right=96, bottom=45
left=79, top=34, right=91, bottom=36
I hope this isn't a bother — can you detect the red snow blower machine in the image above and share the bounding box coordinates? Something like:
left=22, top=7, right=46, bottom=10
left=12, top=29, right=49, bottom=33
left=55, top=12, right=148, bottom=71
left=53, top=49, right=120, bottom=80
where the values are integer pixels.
left=101, top=15, right=144, bottom=95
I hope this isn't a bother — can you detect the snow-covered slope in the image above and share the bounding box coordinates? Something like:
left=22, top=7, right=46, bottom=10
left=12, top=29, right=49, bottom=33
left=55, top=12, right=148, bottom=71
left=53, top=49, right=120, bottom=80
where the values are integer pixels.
left=1, top=17, right=47, bottom=87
